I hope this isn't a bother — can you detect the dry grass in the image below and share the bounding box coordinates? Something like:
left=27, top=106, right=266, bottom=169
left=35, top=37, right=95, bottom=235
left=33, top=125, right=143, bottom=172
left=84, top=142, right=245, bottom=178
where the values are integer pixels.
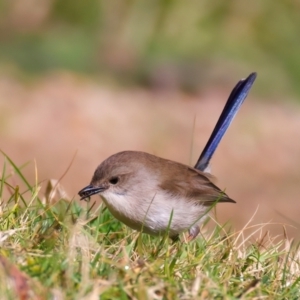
left=0, top=152, right=300, bottom=299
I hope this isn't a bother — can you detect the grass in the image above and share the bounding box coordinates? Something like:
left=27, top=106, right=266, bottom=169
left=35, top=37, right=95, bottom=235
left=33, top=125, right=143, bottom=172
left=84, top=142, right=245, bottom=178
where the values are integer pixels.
left=0, top=153, right=300, bottom=299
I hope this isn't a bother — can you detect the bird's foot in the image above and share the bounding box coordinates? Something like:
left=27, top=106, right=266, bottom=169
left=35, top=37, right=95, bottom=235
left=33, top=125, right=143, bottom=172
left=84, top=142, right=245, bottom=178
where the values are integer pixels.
left=187, top=225, right=200, bottom=241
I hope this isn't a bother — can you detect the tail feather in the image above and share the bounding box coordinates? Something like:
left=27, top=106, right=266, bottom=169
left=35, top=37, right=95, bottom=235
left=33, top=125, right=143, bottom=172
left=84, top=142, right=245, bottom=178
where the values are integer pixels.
left=195, top=72, right=257, bottom=171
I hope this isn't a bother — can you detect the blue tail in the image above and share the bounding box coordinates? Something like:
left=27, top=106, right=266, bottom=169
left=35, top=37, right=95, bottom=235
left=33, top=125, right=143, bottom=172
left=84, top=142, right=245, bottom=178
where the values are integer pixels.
left=195, top=72, right=257, bottom=171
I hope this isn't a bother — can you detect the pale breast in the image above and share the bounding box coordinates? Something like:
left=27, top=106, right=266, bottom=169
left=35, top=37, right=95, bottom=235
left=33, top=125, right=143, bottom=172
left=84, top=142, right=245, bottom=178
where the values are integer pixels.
left=141, top=191, right=207, bottom=236
left=101, top=189, right=207, bottom=237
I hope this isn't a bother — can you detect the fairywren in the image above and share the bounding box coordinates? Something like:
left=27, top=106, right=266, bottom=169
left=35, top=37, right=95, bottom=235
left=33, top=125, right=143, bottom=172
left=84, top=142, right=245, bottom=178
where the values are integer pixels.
left=79, top=73, right=257, bottom=240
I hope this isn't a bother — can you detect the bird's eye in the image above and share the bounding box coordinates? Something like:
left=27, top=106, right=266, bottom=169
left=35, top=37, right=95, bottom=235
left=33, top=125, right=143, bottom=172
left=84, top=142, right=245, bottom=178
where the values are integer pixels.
left=109, top=176, right=119, bottom=185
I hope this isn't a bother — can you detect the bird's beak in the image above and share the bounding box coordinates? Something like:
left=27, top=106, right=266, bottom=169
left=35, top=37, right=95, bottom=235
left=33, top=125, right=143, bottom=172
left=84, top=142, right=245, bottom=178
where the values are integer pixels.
left=78, top=184, right=106, bottom=201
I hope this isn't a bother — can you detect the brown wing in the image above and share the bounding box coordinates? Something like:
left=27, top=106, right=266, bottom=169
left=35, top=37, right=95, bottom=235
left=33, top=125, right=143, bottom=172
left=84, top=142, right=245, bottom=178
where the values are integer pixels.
left=158, top=161, right=235, bottom=206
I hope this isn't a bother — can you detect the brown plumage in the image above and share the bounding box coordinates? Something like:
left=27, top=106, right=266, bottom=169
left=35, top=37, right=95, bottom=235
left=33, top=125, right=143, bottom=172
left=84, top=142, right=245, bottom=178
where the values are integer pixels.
left=79, top=151, right=235, bottom=240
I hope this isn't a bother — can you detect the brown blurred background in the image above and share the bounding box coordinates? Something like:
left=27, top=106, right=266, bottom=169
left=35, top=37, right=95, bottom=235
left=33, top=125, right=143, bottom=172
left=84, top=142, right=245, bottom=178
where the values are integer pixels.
left=1, top=0, right=300, bottom=239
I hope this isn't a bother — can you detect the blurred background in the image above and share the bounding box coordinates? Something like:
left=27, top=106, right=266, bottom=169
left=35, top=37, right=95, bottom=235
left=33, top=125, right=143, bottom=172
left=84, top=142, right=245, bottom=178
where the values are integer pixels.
left=1, top=0, right=300, bottom=239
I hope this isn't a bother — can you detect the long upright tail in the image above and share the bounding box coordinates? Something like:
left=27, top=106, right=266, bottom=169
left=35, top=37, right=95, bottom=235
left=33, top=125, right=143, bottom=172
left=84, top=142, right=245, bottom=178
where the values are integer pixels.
left=194, top=72, right=257, bottom=171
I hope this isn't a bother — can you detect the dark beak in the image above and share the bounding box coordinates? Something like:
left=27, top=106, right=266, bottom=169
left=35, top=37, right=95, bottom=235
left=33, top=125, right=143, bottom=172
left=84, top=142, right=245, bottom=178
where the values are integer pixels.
left=78, top=184, right=106, bottom=201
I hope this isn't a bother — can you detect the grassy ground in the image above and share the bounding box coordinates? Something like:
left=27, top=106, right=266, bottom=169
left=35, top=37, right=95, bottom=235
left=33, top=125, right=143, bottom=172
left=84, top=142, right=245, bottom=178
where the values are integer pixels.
left=1, top=153, right=300, bottom=300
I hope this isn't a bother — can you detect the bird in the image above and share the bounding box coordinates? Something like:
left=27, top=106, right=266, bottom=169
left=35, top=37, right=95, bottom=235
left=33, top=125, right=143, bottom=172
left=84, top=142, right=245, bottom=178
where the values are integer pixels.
left=78, top=72, right=257, bottom=241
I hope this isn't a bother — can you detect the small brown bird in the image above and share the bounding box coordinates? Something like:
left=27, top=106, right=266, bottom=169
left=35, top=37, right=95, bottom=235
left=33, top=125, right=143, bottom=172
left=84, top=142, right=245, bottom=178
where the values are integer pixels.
left=79, top=73, right=257, bottom=241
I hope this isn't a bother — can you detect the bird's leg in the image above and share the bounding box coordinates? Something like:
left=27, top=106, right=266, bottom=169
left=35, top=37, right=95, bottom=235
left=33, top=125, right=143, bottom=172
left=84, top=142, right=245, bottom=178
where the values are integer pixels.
left=188, top=225, right=200, bottom=241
